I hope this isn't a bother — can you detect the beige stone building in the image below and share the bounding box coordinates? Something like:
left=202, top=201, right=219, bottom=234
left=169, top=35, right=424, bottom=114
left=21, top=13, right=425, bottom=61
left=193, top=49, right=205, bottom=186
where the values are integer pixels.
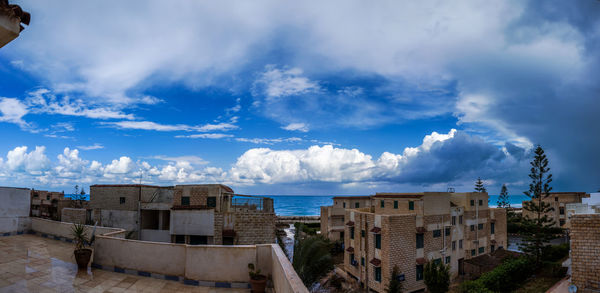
left=30, top=190, right=66, bottom=220
left=90, top=184, right=276, bottom=245
left=522, top=192, right=589, bottom=227
left=570, top=213, right=600, bottom=292
left=341, top=192, right=507, bottom=292
left=321, top=196, right=371, bottom=242
left=170, top=184, right=275, bottom=245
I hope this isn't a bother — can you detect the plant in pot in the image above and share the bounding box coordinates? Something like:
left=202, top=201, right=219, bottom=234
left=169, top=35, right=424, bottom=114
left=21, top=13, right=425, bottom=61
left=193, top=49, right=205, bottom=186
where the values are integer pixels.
left=71, top=223, right=92, bottom=269
left=248, top=263, right=267, bottom=293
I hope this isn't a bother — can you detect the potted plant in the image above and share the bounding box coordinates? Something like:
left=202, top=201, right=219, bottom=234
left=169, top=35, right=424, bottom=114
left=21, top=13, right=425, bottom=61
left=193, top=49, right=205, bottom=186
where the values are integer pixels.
left=71, top=223, right=92, bottom=269
left=248, top=263, right=267, bottom=293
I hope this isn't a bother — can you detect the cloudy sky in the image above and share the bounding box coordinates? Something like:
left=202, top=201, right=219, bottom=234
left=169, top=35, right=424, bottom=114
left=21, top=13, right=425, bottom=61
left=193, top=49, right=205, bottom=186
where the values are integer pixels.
left=0, top=0, right=598, bottom=195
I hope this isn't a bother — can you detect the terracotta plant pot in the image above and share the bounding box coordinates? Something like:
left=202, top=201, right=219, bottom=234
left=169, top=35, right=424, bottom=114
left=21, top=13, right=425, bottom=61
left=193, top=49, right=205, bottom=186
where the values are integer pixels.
left=74, top=248, right=92, bottom=269
left=249, top=275, right=267, bottom=293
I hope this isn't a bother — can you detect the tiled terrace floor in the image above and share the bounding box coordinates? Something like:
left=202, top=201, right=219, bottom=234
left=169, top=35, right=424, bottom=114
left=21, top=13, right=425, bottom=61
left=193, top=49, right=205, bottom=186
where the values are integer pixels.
left=0, top=235, right=250, bottom=293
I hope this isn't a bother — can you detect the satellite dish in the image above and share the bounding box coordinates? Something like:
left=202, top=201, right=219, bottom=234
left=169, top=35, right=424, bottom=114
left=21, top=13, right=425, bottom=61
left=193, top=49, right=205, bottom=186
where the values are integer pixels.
left=568, top=285, right=577, bottom=293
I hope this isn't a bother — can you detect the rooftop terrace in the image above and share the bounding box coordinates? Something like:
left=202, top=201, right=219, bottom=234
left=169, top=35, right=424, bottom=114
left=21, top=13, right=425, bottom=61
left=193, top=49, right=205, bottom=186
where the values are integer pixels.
left=0, top=234, right=248, bottom=292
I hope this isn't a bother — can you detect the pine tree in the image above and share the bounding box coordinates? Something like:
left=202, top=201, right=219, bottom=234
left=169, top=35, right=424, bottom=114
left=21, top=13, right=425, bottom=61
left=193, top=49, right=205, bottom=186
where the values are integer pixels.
left=475, top=177, right=487, bottom=193
left=424, top=260, right=450, bottom=293
left=497, top=184, right=510, bottom=208
left=521, top=145, right=554, bottom=266
left=385, top=265, right=403, bottom=293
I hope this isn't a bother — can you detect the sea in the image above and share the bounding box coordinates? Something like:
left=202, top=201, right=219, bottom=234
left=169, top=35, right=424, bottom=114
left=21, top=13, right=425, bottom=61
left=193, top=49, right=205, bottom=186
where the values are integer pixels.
left=66, top=194, right=530, bottom=217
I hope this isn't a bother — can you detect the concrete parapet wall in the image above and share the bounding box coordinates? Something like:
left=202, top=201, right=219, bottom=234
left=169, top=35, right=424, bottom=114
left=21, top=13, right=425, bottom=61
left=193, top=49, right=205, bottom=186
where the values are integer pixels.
left=31, top=217, right=122, bottom=239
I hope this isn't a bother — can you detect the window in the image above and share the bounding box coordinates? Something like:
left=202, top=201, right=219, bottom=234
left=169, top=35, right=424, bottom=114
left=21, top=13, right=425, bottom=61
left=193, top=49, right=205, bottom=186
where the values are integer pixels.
left=394, top=201, right=398, bottom=209
left=343, top=202, right=346, bottom=208
left=46, top=195, right=50, bottom=200
left=181, top=196, right=190, bottom=206
left=120, top=197, right=126, bottom=204
left=223, top=237, right=234, bottom=245
left=491, top=245, right=495, bottom=253
left=560, top=219, right=565, bottom=226
left=350, top=227, right=355, bottom=239
left=470, top=200, right=475, bottom=206
left=361, top=230, right=365, bottom=238
left=416, top=233, right=424, bottom=249
left=470, top=225, right=475, bottom=231
left=433, top=258, right=441, bottom=265
left=409, top=201, right=414, bottom=210
left=433, top=229, right=441, bottom=238
left=479, top=247, right=485, bottom=254
left=445, top=256, right=451, bottom=264
left=478, top=223, right=483, bottom=230
left=471, top=249, right=476, bottom=256
left=175, top=235, right=186, bottom=244
left=350, top=254, right=356, bottom=266
left=559, top=207, right=565, bottom=215
left=452, top=216, right=456, bottom=225
left=361, top=257, right=365, bottom=266
left=416, top=265, right=424, bottom=281
left=189, top=235, right=208, bottom=245
left=459, top=239, right=463, bottom=249
left=491, top=223, right=495, bottom=234
left=445, top=227, right=451, bottom=236
left=452, top=241, right=456, bottom=251
left=355, top=202, right=360, bottom=208
left=380, top=200, right=384, bottom=208
left=375, top=267, right=382, bottom=282
left=459, top=215, right=463, bottom=224
left=479, top=199, right=483, bottom=206
left=375, top=234, right=381, bottom=249
left=555, top=197, right=559, bottom=202
left=207, top=197, right=216, bottom=208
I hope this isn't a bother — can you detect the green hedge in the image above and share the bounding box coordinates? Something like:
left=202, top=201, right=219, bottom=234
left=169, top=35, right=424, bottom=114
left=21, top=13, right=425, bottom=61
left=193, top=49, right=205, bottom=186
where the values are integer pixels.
left=542, top=243, right=569, bottom=262
left=458, top=257, right=535, bottom=293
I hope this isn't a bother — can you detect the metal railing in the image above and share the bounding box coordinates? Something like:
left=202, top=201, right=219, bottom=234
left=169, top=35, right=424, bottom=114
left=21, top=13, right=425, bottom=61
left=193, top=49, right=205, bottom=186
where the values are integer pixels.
left=232, top=197, right=264, bottom=211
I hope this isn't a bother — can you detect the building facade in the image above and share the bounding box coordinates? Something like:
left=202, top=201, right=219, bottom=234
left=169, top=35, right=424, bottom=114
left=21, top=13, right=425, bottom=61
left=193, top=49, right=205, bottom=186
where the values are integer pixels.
left=340, top=192, right=507, bottom=293
left=321, top=196, right=371, bottom=242
left=170, top=184, right=275, bottom=245
left=30, top=189, right=65, bottom=220
left=90, top=184, right=276, bottom=245
left=522, top=192, right=590, bottom=228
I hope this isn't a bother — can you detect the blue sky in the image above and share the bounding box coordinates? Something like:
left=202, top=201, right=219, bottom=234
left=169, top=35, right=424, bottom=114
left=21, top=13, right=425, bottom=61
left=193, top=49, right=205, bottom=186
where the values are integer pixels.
left=0, top=1, right=598, bottom=195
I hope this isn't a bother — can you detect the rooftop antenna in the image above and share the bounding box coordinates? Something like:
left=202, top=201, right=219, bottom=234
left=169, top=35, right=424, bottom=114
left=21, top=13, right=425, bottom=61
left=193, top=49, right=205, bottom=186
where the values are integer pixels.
left=447, top=187, right=455, bottom=193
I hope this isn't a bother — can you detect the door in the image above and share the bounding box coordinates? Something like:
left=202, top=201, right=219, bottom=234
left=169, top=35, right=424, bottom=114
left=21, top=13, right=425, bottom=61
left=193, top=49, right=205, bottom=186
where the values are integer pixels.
left=458, top=258, right=464, bottom=275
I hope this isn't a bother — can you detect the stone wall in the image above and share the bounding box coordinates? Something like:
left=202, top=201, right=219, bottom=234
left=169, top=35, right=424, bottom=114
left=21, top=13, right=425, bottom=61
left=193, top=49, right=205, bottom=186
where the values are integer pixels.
left=233, top=212, right=276, bottom=245
left=62, top=208, right=86, bottom=224
left=570, top=214, right=600, bottom=292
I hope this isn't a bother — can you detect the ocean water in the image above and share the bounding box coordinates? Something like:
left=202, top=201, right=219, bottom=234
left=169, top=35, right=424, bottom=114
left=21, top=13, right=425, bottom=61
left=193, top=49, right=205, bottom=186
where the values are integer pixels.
left=67, top=193, right=530, bottom=216
left=264, top=194, right=531, bottom=216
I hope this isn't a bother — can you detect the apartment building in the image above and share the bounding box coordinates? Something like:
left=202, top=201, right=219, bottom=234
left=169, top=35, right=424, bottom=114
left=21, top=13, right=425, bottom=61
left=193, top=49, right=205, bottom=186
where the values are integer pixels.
left=90, top=184, right=276, bottom=245
left=90, top=184, right=174, bottom=240
left=341, top=192, right=507, bottom=293
left=321, top=196, right=371, bottom=242
left=567, top=194, right=600, bottom=292
left=170, top=184, right=275, bottom=245
left=30, top=189, right=66, bottom=220
left=522, top=192, right=590, bottom=227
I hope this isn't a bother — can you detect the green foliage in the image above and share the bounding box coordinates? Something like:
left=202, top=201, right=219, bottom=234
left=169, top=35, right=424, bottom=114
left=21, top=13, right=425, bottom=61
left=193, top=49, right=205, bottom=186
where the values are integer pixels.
left=248, top=263, right=265, bottom=280
left=385, top=265, right=403, bottom=293
left=521, top=145, right=555, bottom=266
left=70, top=223, right=89, bottom=250
left=475, top=177, right=487, bottom=193
left=458, top=257, right=534, bottom=293
left=497, top=184, right=510, bottom=208
left=424, top=260, right=450, bottom=293
left=292, top=235, right=333, bottom=287
left=294, top=222, right=319, bottom=236
left=458, top=280, right=493, bottom=293
left=542, top=243, right=569, bottom=262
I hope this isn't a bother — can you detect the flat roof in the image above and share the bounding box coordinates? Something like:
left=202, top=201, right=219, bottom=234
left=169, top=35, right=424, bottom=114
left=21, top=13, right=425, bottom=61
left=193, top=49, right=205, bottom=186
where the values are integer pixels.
left=332, top=196, right=371, bottom=200
left=372, top=193, right=424, bottom=198
left=90, top=184, right=168, bottom=188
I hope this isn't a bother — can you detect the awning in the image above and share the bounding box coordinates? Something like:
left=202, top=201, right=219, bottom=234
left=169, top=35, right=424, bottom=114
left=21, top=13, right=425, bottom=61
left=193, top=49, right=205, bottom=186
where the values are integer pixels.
left=416, top=258, right=427, bottom=265
left=346, top=247, right=355, bottom=253
left=370, top=227, right=381, bottom=233
left=222, top=229, right=236, bottom=237
left=370, top=258, right=381, bottom=267
left=416, top=227, right=427, bottom=233
left=346, top=221, right=355, bottom=226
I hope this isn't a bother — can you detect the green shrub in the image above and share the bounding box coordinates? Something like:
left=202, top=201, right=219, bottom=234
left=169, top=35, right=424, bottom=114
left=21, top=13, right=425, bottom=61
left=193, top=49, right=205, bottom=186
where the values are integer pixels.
left=542, top=243, right=569, bottom=262
left=458, top=280, right=492, bottom=293
left=540, top=261, right=567, bottom=278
